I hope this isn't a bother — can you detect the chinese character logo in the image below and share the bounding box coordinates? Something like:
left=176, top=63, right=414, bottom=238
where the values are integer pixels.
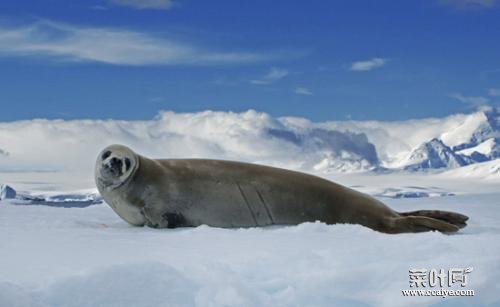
left=409, top=267, right=473, bottom=288
left=409, top=269, right=428, bottom=287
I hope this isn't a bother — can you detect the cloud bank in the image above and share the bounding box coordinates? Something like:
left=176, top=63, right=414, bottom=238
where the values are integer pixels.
left=0, top=110, right=379, bottom=176
left=0, top=20, right=270, bottom=66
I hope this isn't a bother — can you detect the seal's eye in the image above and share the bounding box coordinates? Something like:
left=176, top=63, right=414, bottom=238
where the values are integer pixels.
left=102, top=150, right=112, bottom=160
left=124, top=157, right=131, bottom=171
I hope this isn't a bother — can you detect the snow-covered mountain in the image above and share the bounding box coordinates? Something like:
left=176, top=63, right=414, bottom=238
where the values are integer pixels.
left=457, top=138, right=498, bottom=163
left=447, top=107, right=499, bottom=151
left=266, top=127, right=379, bottom=172
left=281, top=107, right=500, bottom=172
left=440, top=107, right=499, bottom=165
left=403, top=138, right=468, bottom=171
left=398, top=107, right=499, bottom=171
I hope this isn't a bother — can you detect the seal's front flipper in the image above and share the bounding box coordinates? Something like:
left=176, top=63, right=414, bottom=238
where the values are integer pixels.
left=161, top=212, right=186, bottom=229
left=141, top=205, right=168, bottom=228
left=400, top=210, right=468, bottom=229
left=390, top=216, right=460, bottom=234
left=141, top=205, right=185, bottom=229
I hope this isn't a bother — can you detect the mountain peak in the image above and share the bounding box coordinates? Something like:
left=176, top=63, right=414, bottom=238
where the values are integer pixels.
left=404, top=138, right=468, bottom=171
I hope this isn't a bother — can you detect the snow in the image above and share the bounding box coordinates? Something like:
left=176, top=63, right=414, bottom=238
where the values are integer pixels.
left=440, top=111, right=488, bottom=148
left=311, top=113, right=478, bottom=168
left=1, top=171, right=499, bottom=307
left=457, top=138, right=496, bottom=157
left=312, top=107, right=498, bottom=169
left=438, top=159, right=500, bottom=180
left=402, top=139, right=467, bottom=170
left=1, top=109, right=500, bottom=306
left=0, top=184, right=16, bottom=200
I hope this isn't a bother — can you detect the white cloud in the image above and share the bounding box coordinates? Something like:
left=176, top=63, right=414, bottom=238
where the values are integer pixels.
left=439, top=0, right=496, bottom=9
left=488, top=88, right=500, bottom=96
left=451, top=93, right=490, bottom=107
left=0, top=20, right=270, bottom=66
left=0, top=110, right=380, bottom=175
left=293, top=87, right=313, bottom=95
left=109, top=0, right=174, bottom=10
left=250, top=67, right=289, bottom=85
left=349, top=58, right=387, bottom=72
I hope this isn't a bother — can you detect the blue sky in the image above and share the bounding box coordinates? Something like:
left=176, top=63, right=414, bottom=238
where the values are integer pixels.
left=0, top=0, right=499, bottom=121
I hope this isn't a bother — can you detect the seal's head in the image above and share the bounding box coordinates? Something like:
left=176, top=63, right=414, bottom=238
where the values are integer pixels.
left=95, top=144, right=139, bottom=190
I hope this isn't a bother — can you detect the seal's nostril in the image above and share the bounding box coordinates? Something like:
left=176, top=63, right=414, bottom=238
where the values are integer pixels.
left=101, top=151, right=111, bottom=160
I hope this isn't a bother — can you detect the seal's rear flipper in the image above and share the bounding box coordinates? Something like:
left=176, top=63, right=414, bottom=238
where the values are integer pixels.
left=390, top=216, right=460, bottom=234
left=399, top=210, right=468, bottom=229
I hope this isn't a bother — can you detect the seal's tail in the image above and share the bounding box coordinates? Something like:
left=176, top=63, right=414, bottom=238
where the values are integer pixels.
left=400, top=210, right=468, bottom=229
left=391, top=210, right=469, bottom=234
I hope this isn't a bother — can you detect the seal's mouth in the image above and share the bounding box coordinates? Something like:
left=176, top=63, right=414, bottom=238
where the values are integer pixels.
left=96, top=145, right=137, bottom=189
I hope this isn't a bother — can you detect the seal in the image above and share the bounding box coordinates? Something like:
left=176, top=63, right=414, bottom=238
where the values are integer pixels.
left=95, top=144, right=468, bottom=234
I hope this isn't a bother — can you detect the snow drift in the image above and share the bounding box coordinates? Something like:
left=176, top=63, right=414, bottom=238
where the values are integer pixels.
left=0, top=191, right=499, bottom=307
